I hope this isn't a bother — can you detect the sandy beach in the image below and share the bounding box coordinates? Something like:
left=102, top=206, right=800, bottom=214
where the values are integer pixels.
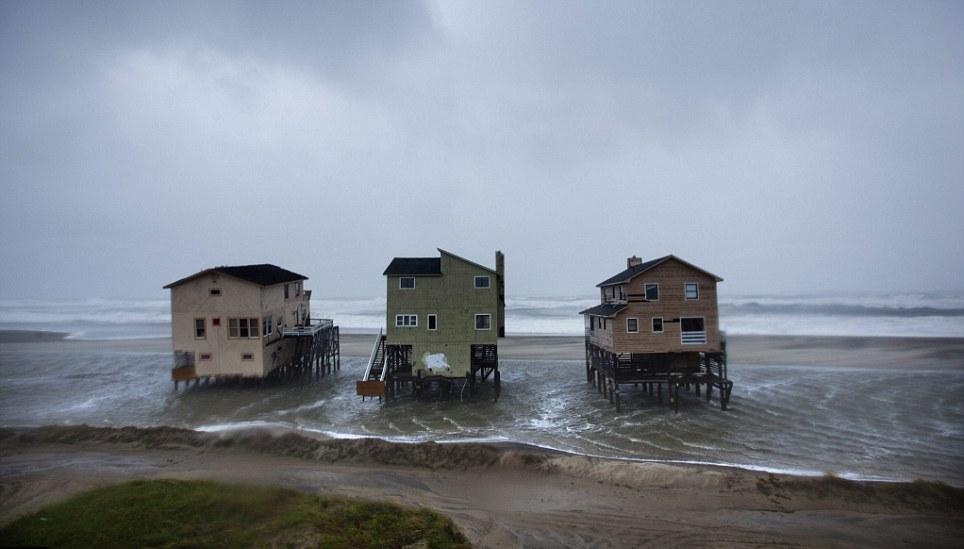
left=1, top=426, right=962, bottom=548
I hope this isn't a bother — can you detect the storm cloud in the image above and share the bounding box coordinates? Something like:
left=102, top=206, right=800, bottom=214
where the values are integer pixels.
left=2, top=1, right=962, bottom=298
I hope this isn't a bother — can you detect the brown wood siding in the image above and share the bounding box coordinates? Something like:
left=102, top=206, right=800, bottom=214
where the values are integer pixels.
left=609, top=258, right=721, bottom=354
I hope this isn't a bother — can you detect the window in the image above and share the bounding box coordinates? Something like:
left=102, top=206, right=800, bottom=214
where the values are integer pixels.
left=399, top=277, right=415, bottom=289
left=684, top=282, right=699, bottom=300
left=644, top=283, right=659, bottom=301
left=588, top=316, right=594, bottom=332
left=263, top=315, right=273, bottom=337
left=242, top=353, right=254, bottom=361
left=209, top=288, right=221, bottom=296
left=296, top=282, right=302, bottom=296
left=228, top=318, right=260, bottom=338
left=652, top=317, right=664, bottom=333
left=427, top=314, right=437, bottom=331
left=475, top=313, right=491, bottom=330
left=212, top=318, right=220, bottom=327
left=681, top=317, right=706, bottom=344
left=199, top=353, right=212, bottom=361
left=284, top=284, right=289, bottom=299
left=474, top=275, right=490, bottom=288
left=395, top=314, right=417, bottom=327
left=627, top=318, right=638, bottom=333
left=194, top=318, right=206, bottom=339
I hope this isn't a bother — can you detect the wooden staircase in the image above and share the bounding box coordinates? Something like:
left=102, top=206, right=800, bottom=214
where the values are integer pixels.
left=356, top=331, right=386, bottom=398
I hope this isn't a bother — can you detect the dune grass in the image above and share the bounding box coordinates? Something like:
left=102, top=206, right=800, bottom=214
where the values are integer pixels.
left=0, top=479, right=470, bottom=548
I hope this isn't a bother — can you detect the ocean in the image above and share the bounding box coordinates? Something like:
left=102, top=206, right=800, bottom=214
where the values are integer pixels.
left=1, top=292, right=963, bottom=340
left=1, top=294, right=963, bottom=485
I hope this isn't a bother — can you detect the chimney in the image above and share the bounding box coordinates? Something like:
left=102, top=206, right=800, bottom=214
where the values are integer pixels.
left=495, top=250, right=504, bottom=277
left=496, top=251, right=505, bottom=338
left=627, top=255, right=642, bottom=268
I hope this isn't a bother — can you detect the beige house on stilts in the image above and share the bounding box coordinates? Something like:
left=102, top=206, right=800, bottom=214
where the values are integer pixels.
left=581, top=255, right=732, bottom=410
left=164, top=264, right=339, bottom=386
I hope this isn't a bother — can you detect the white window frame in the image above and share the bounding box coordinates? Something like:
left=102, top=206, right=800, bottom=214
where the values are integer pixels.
left=475, top=313, right=492, bottom=331
left=684, top=282, right=699, bottom=300
left=399, top=277, right=416, bottom=290
left=652, top=317, right=664, bottom=334
left=474, top=275, right=491, bottom=289
left=427, top=313, right=438, bottom=331
left=395, top=314, right=417, bottom=327
left=680, top=316, right=707, bottom=345
left=626, top=317, right=639, bottom=333
left=644, top=283, right=659, bottom=301
left=262, top=315, right=273, bottom=337
left=228, top=317, right=260, bottom=339
left=194, top=318, right=206, bottom=339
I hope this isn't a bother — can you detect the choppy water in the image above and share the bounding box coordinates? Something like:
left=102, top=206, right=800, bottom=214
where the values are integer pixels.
left=2, top=339, right=962, bottom=485
left=2, top=292, right=964, bottom=339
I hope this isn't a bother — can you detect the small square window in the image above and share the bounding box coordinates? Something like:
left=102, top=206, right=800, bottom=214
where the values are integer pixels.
left=241, top=353, right=254, bottom=361
left=626, top=318, right=638, bottom=333
left=399, top=277, right=415, bottom=289
left=644, top=283, right=659, bottom=301
left=209, top=288, right=221, bottom=296
left=199, top=353, right=212, bottom=361
left=684, top=283, right=699, bottom=300
left=212, top=318, right=220, bottom=326
left=474, top=275, right=490, bottom=288
left=475, top=314, right=491, bottom=330
left=652, top=317, right=664, bottom=333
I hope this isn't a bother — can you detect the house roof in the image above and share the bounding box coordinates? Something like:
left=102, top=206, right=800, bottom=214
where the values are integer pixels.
left=596, top=255, right=723, bottom=287
left=383, top=249, right=499, bottom=276
left=164, top=264, right=308, bottom=289
left=578, top=303, right=627, bottom=317
left=382, top=258, right=442, bottom=276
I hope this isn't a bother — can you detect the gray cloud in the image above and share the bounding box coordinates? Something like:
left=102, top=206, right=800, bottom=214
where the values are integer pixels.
left=1, top=0, right=962, bottom=298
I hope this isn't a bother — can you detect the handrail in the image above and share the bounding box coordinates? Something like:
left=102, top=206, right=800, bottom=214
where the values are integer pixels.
left=362, top=329, right=382, bottom=381
left=281, top=318, right=333, bottom=337
left=379, top=348, right=389, bottom=382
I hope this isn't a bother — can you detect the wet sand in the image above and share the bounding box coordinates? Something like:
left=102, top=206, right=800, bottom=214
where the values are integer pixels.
left=1, top=426, right=961, bottom=548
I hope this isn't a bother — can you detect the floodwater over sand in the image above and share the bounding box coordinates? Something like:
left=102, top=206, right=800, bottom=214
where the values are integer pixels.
left=2, top=334, right=962, bottom=485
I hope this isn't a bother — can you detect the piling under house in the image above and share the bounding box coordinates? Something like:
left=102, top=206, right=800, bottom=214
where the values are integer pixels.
left=580, top=255, right=732, bottom=410
left=164, top=264, right=339, bottom=388
left=357, top=249, right=505, bottom=401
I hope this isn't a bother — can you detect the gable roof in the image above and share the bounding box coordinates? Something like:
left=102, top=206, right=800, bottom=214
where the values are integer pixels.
left=597, top=255, right=723, bottom=287
left=164, top=264, right=308, bottom=289
left=383, top=249, right=498, bottom=276
left=437, top=248, right=498, bottom=275
left=383, top=258, right=442, bottom=276
left=578, top=303, right=627, bottom=317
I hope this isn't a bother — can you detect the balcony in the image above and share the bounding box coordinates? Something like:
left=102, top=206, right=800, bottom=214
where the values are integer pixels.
left=281, top=318, right=333, bottom=337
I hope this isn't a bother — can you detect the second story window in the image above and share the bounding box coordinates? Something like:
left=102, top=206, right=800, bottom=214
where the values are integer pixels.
left=474, top=275, right=490, bottom=288
left=626, top=318, right=638, bottom=333
left=684, top=283, right=699, bottom=300
left=262, top=315, right=273, bottom=337
left=427, top=314, right=437, bottom=331
left=399, top=277, right=415, bottom=289
left=194, top=318, right=206, bottom=339
left=284, top=284, right=289, bottom=299
left=644, top=283, right=659, bottom=301
left=395, top=314, right=417, bottom=327
left=475, top=314, right=491, bottom=330
left=652, top=317, right=664, bottom=333
left=228, top=318, right=260, bottom=338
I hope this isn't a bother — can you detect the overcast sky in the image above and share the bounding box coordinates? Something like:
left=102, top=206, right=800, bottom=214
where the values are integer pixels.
left=1, top=1, right=962, bottom=299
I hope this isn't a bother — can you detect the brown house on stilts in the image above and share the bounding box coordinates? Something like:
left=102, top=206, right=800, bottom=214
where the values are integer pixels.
left=580, top=255, right=732, bottom=410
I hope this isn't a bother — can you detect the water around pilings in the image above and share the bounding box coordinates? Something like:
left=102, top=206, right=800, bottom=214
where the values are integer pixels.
left=1, top=340, right=963, bottom=486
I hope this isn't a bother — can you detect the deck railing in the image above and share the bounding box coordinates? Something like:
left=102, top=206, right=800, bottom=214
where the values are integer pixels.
left=281, top=318, right=333, bottom=337
left=681, top=331, right=707, bottom=344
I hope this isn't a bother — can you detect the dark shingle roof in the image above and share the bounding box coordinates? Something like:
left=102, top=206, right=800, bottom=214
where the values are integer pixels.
left=164, top=264, right=307, bottom=289
left=596, top=255, right=723, bottom=287
left=578, top=303, right=627, bottom=317
left=383, top=258, right=442, bottom=276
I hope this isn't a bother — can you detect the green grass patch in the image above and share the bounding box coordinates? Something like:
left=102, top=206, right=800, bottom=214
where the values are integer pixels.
left=0, top=479, right=470, bottom=548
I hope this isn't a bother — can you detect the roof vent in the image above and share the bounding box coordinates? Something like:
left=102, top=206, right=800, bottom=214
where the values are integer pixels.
left=627, top=256, right=642, bottom=268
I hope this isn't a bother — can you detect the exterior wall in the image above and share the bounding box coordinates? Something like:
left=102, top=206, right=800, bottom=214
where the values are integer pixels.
left=586, top=315, right=614, bottom=349
left=170, top=275, right=311, bottom=377
left=385, top=252, right=500, bottom=377
left=611, top=259, right=720, bottom=354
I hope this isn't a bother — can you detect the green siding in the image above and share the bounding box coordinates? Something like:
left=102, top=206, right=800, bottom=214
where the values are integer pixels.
left=386, top=252, right=501, bottom=377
